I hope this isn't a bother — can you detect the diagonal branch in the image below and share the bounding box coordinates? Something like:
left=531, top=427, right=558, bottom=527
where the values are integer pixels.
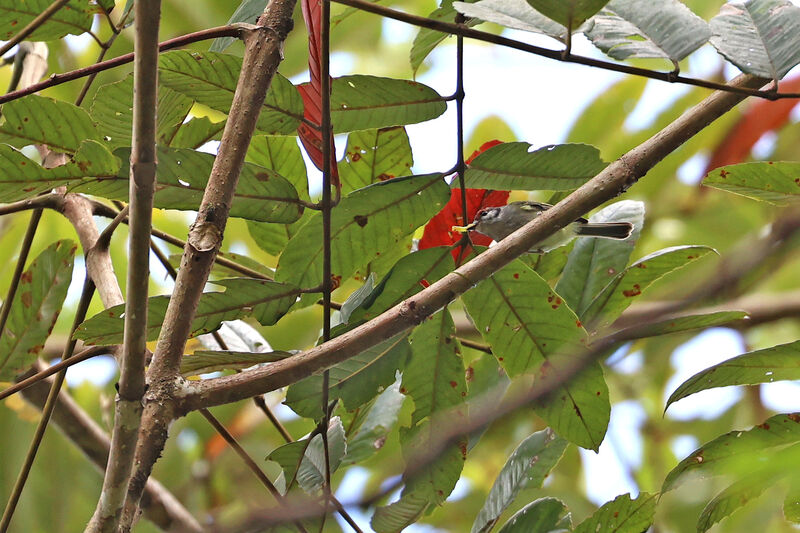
left=176, top=73, right=768, bottom=413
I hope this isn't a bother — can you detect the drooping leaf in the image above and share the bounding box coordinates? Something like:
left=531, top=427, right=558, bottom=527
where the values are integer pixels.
left=709, top=0, right=800, bottom=79
left=471, top=429, right=568, bottom=533
left=615, top=310, right=748, bottom=340
left=0, top=240, right=76, bottom=381
left=410, top=4, right=483, bottom=74
left=158, top=50, right=303, bottom=135
left=267, top=417, right=347, bottom=494
left=0, top=94, right=100, bottom=153
left=209, top=0, right=267, bottom=52
left=665, top=340, right=800, bottom=409
left=526, top=0, right=608, bottom=28
left=573, top=493, right=657, bottom=533
left=339, top=127, right=413, bottom=194
left=0, top=141, right=119, bottom=203
left=703, top=161, right=800, bottom=205
left=405, top=310, right=466, bottom=426
left=662, top=412, right=800, bottom=493
left=90, top=75, right=193, bottom=149
left=584, top=0, right=710, bottom=63
left=246, top=135, right=309, bottom=199
left=342, top=379, right=405, bottom=466
left=464, top=143, right=607, bottom=191
left=169, top=116, right=226, bottom=149
left=275, top=174, right=449, bottom=290
left=581, top=245, right=716, bottom=329
left=0, top=0, right=93, bottom=41
left=180, top=350, right=293, bottom=376
left=285, top=334, right=411, bottom=419
left=555, top=200, right=644, bottom=317
left=75, top=279, right=300, bottom=344
left=462, top=259, right=610, bottom=450
left=70, top=146, right=303, bottom=223
left=454, top=0, right=567, bottom=42
left=496, top=498, right=571, bottom=533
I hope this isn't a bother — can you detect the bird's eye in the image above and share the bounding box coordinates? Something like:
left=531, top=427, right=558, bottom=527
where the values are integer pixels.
left=477, top=209, right=488, bottom=219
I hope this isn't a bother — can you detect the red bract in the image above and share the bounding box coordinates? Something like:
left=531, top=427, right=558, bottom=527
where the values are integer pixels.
left=298, top=0, right=339, bottom=185
left=466, top=139, right=503, bottom=164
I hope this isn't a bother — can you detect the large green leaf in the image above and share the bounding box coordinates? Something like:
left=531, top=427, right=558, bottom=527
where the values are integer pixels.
left=74, top=278, right=300, bottom=344
left=665, top=340, right=800, bottom=409
left=462, top=259, right=610, bottom=450
left=0, top=240, right=76, bottom=381
left=710, top=0, right=800, bottom=79
left=330, top=75, right=447, bottom=133
left=275, top=174, right=449, bottom=290
left=527, top=0, right=608, bottom=28
left=170, top=116, right=226, bottom=149
left=340, top=127, right=413, bottom=194
left=471, top=429, right=568, bottom=533
left=180, top=350, right=293, bottom=376
left=90, top=75, right=193, bottom=149
left=703, top=161, right=800, bottom=205
left=158, top=50, right=303, bottom=134
left=615, top=310, right=748, bottom=340
left=454, top=0, right=567, bottom=41
left=496, top=498, right=571, bottom=533
left=584, top=0, right=710, bottom=63
left=662, top=412, right=800, bottom=493
left=581, top=245, right=716, bottom=329
left=0, top=0, right=93, bottom=40
left=573, top=493, right=656, bottom=533
left=0, top=94, right=100, bottom=153
left=0, top=141, right=119, bottom=203
left=555, top=200, right=644, bottom=317
left=410, top=4, right=483, bottom=74
left=342, top=379, right=405, bottom=466
left=463, top=143, right=606, bottom=191
left=70, top=146, right=303, bottom=223
left=266, top=417, right=347, bottom=494
left=405, top=310, right=466, bottom=426
left=285, top=334, right=411, bottom=419
left=246, top=210, right=312, bottom=256
left=246, top=135, right=309, bottom=199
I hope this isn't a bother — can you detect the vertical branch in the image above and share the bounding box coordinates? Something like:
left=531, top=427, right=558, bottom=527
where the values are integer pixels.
left=86, top=0, right=161, bottom=530
left=454, top=28, right=467, bottom=226
left=119, top=1, right=298, bottom=528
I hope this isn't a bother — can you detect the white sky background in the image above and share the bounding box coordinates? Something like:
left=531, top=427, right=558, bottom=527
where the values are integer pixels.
left=54, top=5, right=800, bottom=530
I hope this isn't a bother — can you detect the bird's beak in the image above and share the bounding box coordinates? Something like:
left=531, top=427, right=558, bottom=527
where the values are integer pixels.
left=451, top=222, right=477, bottom=233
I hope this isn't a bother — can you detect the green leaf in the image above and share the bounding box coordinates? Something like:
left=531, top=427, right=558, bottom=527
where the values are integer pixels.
left=210, top=0, right=266, bottom=52
left=169, top=116, right=226, bottom=149
left=180, top=350, right=293, bottom=376
left=331, top=75, right=447, bottom=133
left=526, top=0, right=608, bottom=28
left=267, top=417, right=347, bottom=494
left=340, top=127, right=413, bottom=194
left=566, top=76, right=647, bottom=148
left=0, top=0, right=93, bottom=40
left=275, top=174, right=449, bottom=290
left=462, top=259, right=610, bottom=450
left=285, top=334, right=411, bottom=419
left=90, top=75, right=193, bottom=149
left=70, top=146, right=303, bottom=223
left=405, top=310, right=466, bottom=426
left=710, top=0, right=800, bottom=79
left=496, top=498, right=571, bottom=533
left=74, top=278, right=300, bottom=344
left=158, top=50, right=303, bottom=134
left=463, top=143, right=607, bottom=191
left=246, top=210, right=312, bottom=256
left=0, top=240, right=76, bottom=381
left=584, top=0, right=710, bottom=63
left=665, top=340, right=800, bottom=410
left=342, top=379, right=405, bottom=466
left=785, top=479, right=800, bottom=523
left=471, top=429, right=568, bottom=533
left=246, top=135, right=309, bottom=200
left=615, top=310, right=748, bottom=340
left=662, top=412, right=800, bottom=493
left=0, top=94, right=100, bottom=153
left=0, top=141, right=119, bottom=202
left=555, top=200, right=644, bottom=317
left=573, top=492, right=657, bottom=533
left=410, top=5, right=483, bottom=74
left=703, top=161, right=800, bottom=205
left=581, top=245, right=716, bottom=329
left=454, top=0, right=567, bottom=42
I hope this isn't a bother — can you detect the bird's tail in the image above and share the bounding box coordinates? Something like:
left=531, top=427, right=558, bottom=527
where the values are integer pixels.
left=576, top=222, right=634, bottom=239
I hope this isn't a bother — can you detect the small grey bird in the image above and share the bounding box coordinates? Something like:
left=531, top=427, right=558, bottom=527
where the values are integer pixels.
left=454, top=201, right=634, bottom=253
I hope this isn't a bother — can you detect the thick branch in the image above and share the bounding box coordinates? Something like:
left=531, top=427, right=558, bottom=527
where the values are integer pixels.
left=177, top=73, right=768, bottom=413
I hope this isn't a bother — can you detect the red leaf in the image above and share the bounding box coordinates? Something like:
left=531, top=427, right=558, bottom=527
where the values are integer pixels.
left=466, top=139, right=503, bottom=164
left=299, top=0, right=339, bottom=184
left=705, top=74, right=800, bottom=173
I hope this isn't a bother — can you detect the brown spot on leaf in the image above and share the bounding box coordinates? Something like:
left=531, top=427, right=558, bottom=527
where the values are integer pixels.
left=330, top=274, right=341, bottom=290
left=354, top=215, right=368, bottom=227
left=576, top=320, right=582, bottom=328
left=21, top=291, right=32, bottom=307
left=376, top=173, right=392, bottom=181
left=636, top=262, right=647, bottom=268
left=622, top=284, right=641, bottom=297
left=255, top=172, right=270, bottom=182
left=449, top=381, right=457, bottom=388
left=719, top=169, right=729, bottom=178
left=788, top=413, right=800, bottom=423
left=399, top=386, right=407, bottom=394
left=465, top=367, right=474, bottom=382
left=350, top=152, right=362, bottom=162
left=758, top=422, right=770, bottom=430
left=20, top=271, right=32, bottom=283
left=513, top=273, right=519, bottom=279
